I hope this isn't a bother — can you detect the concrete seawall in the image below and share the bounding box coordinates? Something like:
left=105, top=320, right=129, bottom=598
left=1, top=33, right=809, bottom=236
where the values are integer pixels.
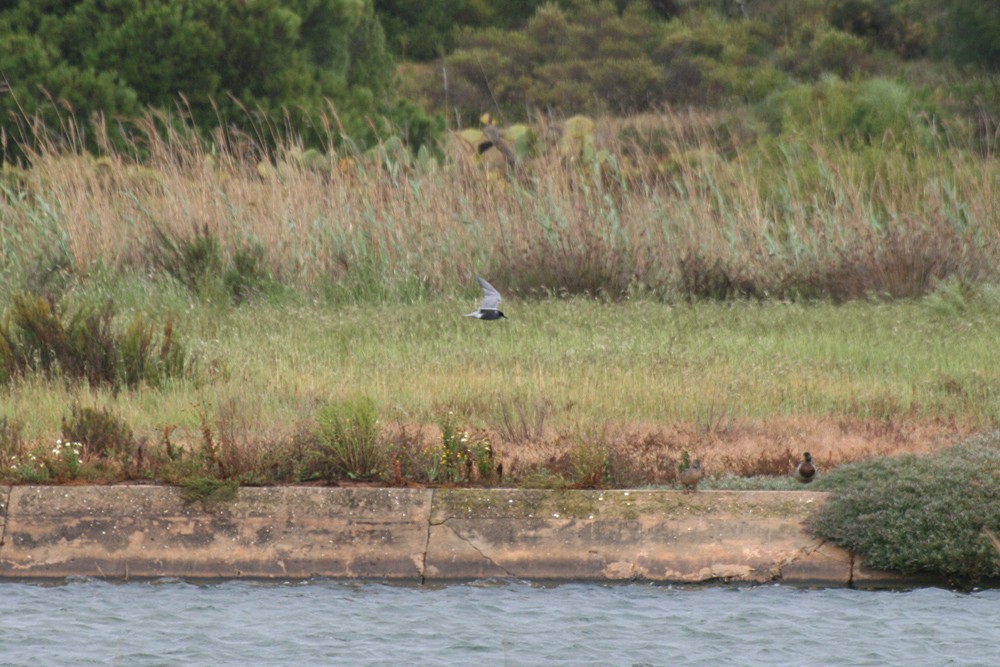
left=0, top=485, right=926, bottom=587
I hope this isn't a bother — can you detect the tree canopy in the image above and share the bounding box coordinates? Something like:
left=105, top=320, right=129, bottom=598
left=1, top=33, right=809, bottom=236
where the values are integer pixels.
left=0, top=0, right=394, bottom=153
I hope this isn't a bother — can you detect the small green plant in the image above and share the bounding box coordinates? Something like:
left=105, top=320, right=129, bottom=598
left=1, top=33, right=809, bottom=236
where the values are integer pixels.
left=224, top=243, right=273, bottom=305
left=46, top=439, right=84, bottom=481
left=8, top=450, right=50, bottom=483
left=312, top=395, right=385, bottom=481
left=6, top=439, right=85, bottom=483
left=433, top=411, right=492, bottom=484
left=179, top=476, right=239, bottom=507
left=120, top=317, right=188, bottom=388
left=570, top=433, right=612, bottom=489
left=436, top=412, right=466, bottom=483
left=62, top=404, right=134, bottom=460
left=679, top=450, right=692, bottom=469
left=810, top=434, right=1000, bottom=581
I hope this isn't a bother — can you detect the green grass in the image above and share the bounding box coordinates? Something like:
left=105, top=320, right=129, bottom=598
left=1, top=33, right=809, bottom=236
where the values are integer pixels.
left=4, top=280, right=999, bottom=445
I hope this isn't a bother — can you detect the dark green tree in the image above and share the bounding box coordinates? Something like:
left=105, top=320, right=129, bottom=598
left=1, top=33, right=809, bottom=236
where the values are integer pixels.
left=939, top=0, right=1000, bottom=71
left=375, top=0, right=465, bottom=60
left=0, top=0, right=396, bottom=154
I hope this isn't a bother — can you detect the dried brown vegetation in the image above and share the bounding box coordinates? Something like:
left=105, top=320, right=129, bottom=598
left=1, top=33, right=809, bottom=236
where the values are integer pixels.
left=486, top=415, right=968, bottom=488
left=3, top=110, right=996, bottom=304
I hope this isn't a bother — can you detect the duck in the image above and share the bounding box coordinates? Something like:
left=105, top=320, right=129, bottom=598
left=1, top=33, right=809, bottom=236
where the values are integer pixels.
left=794, top=451, right=816, bottom=484
left=678, top=458, right=703, bottom=492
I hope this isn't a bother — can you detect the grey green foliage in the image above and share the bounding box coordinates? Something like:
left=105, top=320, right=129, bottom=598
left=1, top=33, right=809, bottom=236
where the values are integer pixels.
left=810, top=434, right=1000, bottom=581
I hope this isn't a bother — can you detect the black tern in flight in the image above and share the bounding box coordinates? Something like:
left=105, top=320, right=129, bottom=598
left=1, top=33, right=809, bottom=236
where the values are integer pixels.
left=464, top=277, right=507, bottom=320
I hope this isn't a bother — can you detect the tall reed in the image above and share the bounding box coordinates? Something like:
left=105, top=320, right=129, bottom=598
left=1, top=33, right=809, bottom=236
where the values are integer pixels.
left=2, top=109, right=997, bottom=302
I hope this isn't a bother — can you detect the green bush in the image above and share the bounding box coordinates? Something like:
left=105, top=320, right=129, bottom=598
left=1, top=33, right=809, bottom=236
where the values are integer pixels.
left=312, top=395, right=385, bottom=481
left=758, top=76, right=928, bottom=146
left=151, top=223, right=224, bottom=297
left=224, top=243, right=274, bottom=306
left=849, top=78, right=921, bottom=144
left=811, top=434, right=1000, bottom=581
left=375, top=0, right=465, bottom=60
left=809, top=26, right=872, bottom=78
left=828, top=0, right=903, bottom=51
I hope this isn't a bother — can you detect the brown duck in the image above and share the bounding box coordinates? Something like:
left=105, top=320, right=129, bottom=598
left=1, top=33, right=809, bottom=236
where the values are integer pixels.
left=678, top=458, right=703, bottom=492
left=794, top=452, right=817, bottom=483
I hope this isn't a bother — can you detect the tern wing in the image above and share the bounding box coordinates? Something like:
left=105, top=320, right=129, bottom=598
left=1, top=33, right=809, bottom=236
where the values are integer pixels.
left=477, top=277, right=502, bottom=310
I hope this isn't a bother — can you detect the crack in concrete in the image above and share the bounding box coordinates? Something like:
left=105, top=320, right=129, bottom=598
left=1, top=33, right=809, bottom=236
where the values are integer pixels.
left=773, top=539, right=826, bottom=582
left=436, top=515, right=516, bottom=579
left=419, top=490, right=435, bottom=585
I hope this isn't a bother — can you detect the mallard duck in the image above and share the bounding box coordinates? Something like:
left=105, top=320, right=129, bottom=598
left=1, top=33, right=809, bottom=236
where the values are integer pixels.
left=794, top=451, right=816, bottom=483
left=679, top=458, right=703, bottom=492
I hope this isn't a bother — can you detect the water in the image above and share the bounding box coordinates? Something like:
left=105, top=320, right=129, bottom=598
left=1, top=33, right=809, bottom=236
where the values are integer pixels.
left=1, top=580, right=998, bottom=666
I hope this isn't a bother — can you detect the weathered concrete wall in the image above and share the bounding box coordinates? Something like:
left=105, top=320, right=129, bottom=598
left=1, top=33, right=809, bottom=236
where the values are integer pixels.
left=0, top=486, right=429, bottom=580
left=0, top=485, right=924, bottom=587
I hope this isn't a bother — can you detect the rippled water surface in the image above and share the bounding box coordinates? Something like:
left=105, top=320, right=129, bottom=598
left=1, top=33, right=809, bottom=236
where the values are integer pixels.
left=2, top=580, right=998, bottom=666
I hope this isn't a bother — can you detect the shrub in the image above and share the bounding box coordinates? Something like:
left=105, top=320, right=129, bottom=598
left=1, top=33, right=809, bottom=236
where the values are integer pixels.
left=312, top=395, right=385, bottom=481
left=0, top=293, right=189, bottom=390
left=936, top=0, right=1000, bottom=71
left=153, top=225, right=279, bottom=305
left=849, top=78, right=921, bottom=144
left=121, top=316, right=187, bottom=388
left=61, top=404, right=135, bottom=460
left=224, top=243, right=273, bottom=305
left=828, top=0, right=902, bottom=50
left=810, top=27, right=872, bottom=78
left=758, top=76, right=927, bottom=146
left=151, top=223, right=224, bottom=297
left=810, top=433, right=1000, bottom=581
left=569, top=432, right=612, bottom=489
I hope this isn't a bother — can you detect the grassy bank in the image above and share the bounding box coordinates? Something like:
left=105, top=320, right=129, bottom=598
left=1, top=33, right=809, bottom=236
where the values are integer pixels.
left=2, top=111, right=999, bottom=488
left=2, top=288, right=998, bottom=487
